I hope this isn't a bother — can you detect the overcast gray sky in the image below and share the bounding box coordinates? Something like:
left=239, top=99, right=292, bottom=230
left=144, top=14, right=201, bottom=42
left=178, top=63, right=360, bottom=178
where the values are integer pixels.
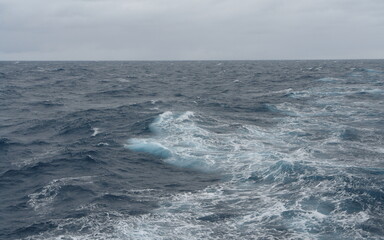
left=1, top=0, right=383, bottom=60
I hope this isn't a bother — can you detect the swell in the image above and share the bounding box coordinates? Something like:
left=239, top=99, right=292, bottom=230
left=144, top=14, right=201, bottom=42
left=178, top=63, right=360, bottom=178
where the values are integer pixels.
left=1, top=60, right=384, bottom=239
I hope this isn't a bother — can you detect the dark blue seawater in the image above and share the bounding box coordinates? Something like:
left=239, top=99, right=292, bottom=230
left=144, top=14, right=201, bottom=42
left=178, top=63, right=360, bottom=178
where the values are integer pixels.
left=1, top=60, right=383, bottom=239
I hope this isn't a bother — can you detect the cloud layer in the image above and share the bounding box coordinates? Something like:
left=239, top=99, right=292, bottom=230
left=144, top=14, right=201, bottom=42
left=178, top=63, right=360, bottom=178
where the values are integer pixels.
left=1, top=0, right=383, bottom=60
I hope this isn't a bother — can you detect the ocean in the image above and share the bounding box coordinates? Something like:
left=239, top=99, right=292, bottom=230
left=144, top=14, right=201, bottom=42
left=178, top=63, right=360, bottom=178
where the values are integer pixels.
left=0, top=60, right=383, bottom=239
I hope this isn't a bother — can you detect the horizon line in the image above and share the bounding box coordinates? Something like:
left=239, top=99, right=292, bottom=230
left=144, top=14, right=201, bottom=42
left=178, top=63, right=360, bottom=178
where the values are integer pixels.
left=1, top=58, right=383, bottom=62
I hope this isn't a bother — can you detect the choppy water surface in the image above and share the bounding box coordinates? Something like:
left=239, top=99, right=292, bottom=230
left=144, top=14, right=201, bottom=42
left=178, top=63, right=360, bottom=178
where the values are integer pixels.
left=0, top=60, right=383, bottom=239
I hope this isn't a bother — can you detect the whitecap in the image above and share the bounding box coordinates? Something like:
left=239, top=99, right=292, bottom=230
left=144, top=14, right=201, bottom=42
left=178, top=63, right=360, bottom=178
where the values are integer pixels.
left=28, top=176, right=94, bottom=213
left=97, top=142, right=109, bottom=147
left=317, top=77, right=342, bottom=82
left=92, top=127, right=101, bottom=137
left=125, top=139, right=172, bottom=158
left=116, top=78, right=131, bottom=83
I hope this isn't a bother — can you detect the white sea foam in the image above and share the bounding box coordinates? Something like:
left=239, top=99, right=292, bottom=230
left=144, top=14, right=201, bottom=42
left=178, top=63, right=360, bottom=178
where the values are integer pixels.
left=28, top=176, right=94, bottom=214
left=92, top=127, right=101, bottom=136
left=115, top=78, right=131, bottom=83
left=126, top=111, right=271, bottom=173
left=97, top=142, right=109, bottom=146
left=317, top=77, right=344, bottom=82
left=119, top=94, right=383, bottom=239
left=126, top=139, right=172, bottom=158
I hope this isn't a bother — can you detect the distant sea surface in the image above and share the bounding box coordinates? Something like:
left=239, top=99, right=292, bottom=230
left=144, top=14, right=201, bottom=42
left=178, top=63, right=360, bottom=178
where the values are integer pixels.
left=1, top=60, right=384, bottom=239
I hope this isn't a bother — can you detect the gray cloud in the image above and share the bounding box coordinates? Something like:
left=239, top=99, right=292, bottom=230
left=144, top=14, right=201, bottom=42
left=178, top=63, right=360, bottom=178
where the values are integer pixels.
left=0, top=0, right=383, bottom=60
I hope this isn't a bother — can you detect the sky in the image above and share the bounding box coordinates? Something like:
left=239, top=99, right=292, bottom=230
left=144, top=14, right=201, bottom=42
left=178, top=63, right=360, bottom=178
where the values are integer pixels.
left=0, top=0, right=383, bottom=60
